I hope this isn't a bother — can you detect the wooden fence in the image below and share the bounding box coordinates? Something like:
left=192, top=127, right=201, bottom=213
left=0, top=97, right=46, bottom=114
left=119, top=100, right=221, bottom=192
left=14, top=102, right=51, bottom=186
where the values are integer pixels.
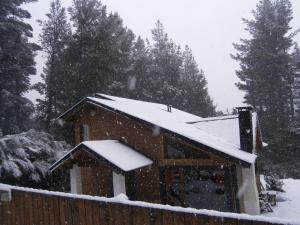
left=0, top=185, right=297, bottom=225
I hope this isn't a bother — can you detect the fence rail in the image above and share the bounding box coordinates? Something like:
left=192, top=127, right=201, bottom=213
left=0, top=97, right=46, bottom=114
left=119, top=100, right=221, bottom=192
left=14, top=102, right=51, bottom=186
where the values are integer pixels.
left=0, top=184, right=297, bottom=225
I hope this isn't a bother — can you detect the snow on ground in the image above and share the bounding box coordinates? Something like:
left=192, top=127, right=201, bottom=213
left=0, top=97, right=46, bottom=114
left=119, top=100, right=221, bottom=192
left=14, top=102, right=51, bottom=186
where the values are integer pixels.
left=265, top=178, right=300, bottom=221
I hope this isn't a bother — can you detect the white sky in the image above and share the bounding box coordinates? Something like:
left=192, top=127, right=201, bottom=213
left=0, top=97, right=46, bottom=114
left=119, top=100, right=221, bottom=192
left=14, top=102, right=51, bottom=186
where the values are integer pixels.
left=24, top=0, right=300, bottom=112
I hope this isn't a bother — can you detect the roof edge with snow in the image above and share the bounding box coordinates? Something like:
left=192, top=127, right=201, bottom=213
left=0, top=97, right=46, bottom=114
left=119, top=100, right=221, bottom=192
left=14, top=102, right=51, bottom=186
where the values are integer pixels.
left=50, top=140, right=153, bottom=173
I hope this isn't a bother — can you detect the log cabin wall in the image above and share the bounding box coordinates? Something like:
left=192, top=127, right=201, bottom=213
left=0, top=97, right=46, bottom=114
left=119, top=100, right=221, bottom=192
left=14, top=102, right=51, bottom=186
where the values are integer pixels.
left=79, top=163, right=161, bottom=203
left=72, top=104, right=163, bottom=202
left=80, top=162, right=113, bottom=197
left=73, top=104, right=164, bottom=161
left=131, top=165, right=161, bottom=203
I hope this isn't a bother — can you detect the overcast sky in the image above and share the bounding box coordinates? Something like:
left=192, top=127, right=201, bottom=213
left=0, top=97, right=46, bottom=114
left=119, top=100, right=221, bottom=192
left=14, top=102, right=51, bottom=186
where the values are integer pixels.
left=24, top=0, right=300, bottom=112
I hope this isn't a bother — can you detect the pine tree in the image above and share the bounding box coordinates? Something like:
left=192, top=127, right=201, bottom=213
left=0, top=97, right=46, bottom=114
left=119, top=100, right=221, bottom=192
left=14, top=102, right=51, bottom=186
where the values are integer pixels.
left=0, top=0, right=40, bottom=135
left=232, top=0, right=297, bottom=137
left=232, top=0, right=300, bottom=165
left=148, top=21, right=183, bottom=105
left=35, top=0, right=71, bottom=130
left=145, top=21, right=215, bottom=116
left=0, top=129, right=69, bottom=188
left=127, top=36, right=152, bottom=100
left=181, top=46, right=215, bottom=116
left=57, top=0, right=134, bottom=109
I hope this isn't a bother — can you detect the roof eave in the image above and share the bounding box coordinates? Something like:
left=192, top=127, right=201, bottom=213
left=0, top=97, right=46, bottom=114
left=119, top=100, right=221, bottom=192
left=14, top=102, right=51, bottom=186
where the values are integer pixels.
left=53, top=98, right=87, bottom=123
left=50, top=142, right=153, bottom=174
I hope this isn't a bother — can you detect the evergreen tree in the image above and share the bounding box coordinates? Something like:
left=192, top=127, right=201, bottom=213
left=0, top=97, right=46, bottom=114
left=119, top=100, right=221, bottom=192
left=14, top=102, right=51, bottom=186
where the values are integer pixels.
left=145, top=21, right=215, bottom=116
left=181, top=46, right=215, bottom=116
left=232, top=0, right=297, bottom=151
left=148, top=21, right=183, bottom=105
left=0, top=0, right=40, bottom=135
left=57, top=0, right=134, bottom=109
left=127, top=36, right=152, bottom=100
left=0, top=129, right=69, bottom=189
left=231, top=0, right=300, bottom=171
left=35, top=0, right=71, bottom=130
left=126, top=21, right=216, bottom=117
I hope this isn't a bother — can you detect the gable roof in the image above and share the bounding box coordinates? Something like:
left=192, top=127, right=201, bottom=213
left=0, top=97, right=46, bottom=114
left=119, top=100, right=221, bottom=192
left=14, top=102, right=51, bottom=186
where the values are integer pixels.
left=58, top=93, right=258, bottom=167
left=50, top=140, right=153, bottom=172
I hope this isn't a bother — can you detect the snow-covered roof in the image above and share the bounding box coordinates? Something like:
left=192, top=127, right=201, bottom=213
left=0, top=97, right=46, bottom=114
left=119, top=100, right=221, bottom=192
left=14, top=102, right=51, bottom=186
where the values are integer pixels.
left=189, top=113, right=260, bottom=151
left=50, top=140, right=153, bottom=172
left=59, top=93, right=258, bottom=166
left=189, top=115, right=241, bottom=147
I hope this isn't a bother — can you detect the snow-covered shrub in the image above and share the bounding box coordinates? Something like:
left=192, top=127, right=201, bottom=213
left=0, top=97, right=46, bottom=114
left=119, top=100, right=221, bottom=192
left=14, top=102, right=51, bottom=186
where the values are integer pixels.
left=259, top=194, right=273, bottom=213
left=0, top=129, right=70, bottom=188
left=265, top=172, right=285, bottom=192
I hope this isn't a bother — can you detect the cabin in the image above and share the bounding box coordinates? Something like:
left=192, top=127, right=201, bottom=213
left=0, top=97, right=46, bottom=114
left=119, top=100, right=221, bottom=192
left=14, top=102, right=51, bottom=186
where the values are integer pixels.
left=50, top=94, right=264, bottom=215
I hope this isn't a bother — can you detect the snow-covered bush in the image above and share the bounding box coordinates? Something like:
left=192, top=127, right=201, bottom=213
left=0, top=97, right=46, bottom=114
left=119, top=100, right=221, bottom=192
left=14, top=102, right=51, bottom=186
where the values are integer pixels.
left=265, top=172, right=285, bottom=192
left=0, top=129, right=70, bottom=188
left=259, top=194, right=273, bottom=213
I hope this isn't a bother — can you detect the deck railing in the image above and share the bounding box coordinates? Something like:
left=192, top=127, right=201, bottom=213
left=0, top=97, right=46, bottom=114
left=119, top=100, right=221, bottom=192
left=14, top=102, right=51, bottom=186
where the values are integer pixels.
left=0, top=183, right=298, bottom=225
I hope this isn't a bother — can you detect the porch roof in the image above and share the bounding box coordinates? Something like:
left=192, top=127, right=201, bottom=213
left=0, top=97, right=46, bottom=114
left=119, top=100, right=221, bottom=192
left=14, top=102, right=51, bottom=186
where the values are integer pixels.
left=50, top=140, right=153, bottom=172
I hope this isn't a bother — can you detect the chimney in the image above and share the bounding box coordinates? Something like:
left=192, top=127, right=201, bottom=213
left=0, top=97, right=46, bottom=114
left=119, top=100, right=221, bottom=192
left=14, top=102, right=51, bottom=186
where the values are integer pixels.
left=236, top=107, right=253, bottom=153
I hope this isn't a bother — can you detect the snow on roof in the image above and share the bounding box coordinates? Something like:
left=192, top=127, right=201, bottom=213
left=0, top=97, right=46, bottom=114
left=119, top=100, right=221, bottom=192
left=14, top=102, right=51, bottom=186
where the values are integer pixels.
left=51, top=140, right=153, bottom=172
left=190, top=113, right=260, bottom=150
left=189, top=115, right=241, bottom=148
left=83, top=94, right=257, bottom=165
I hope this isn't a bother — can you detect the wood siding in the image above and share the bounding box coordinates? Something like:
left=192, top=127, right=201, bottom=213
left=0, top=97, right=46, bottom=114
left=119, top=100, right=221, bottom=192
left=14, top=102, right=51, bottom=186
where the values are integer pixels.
left=74, top=104, right=164, bottom=161
left=0, top=187, right=287, bottom=225
left=133, top=165, right=161, bottom=203
left=80, top=163, right=113, bottom=197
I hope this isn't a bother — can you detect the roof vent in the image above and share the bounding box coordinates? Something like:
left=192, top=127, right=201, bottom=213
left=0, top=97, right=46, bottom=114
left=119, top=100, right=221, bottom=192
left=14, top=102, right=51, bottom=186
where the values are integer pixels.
left=236, top=106, right=253, bottom=153
left=167, top=105, right=172, bottom=112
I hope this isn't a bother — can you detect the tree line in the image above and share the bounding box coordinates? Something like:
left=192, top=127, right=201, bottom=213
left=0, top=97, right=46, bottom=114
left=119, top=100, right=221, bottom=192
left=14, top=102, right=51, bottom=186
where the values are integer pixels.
left=0, top=0, right=216, bottom=138
left=1, top=0, right=300, bottom=179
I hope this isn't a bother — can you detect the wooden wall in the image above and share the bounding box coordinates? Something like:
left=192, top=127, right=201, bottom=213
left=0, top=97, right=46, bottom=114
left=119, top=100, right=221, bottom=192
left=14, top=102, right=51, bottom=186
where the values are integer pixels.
left=0, top=187, right=288, bottom=225
left=73, top=104, right=164, bottom=161
left=133, top=165, right=161, bottom=203
left=72, top=104, right=164, bottom=202
left=79, top=163, right=161, bottom=203
left=80, top=163, right=113, bottom=197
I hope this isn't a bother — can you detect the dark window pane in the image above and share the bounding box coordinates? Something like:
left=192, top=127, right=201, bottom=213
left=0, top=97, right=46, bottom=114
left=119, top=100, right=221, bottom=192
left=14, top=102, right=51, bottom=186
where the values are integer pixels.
left=164, top=167, right=232, bottom=212
left=184, top=168, right=229, bottom=211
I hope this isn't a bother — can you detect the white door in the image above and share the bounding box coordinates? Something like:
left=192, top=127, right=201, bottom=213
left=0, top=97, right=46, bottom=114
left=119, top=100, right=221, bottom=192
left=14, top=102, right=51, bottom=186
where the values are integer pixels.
left=113, top=172, right=126, bottom=196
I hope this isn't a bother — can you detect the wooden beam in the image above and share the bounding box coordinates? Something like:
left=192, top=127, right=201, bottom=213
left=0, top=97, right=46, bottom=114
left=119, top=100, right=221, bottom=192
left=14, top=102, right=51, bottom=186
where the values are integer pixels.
left=160, top=159, right=233, bottom=167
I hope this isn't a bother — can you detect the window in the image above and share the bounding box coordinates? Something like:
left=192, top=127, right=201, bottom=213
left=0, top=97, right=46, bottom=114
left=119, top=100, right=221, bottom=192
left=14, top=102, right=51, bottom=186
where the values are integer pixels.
left=80, top=124, right=89, bottom=141
left=163, top=167, right=233, bottom=212
left=165, top=138, right=209, bottom=159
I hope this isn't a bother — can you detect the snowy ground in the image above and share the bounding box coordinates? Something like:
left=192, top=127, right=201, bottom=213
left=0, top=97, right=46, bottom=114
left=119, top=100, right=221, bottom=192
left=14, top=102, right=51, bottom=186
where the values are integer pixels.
left=265, top=178, right=300, bottom=220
